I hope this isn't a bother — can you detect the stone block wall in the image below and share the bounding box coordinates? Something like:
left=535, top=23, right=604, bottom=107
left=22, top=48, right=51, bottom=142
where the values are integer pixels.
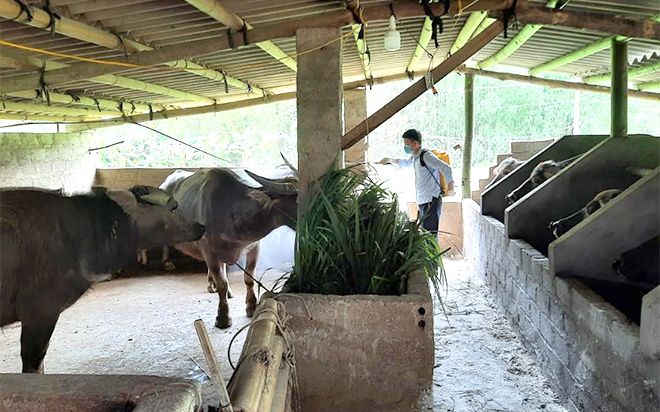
left=463, top=199, right=659, bottom=412
left=0, top=132, right=98, bottom=193
left=509, top=139, right=555, bottom=161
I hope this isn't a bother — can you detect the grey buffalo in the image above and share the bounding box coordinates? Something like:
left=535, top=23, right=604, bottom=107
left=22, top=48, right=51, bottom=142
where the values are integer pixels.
left=506, top=155, right=581, bottom=204
left=0, top=186, right=205, bottom=373
left=160, top=168, right=297, bottom=329
left=484, top=157, right=523, bottom=191
left=548, top=189, right=622, bottom=238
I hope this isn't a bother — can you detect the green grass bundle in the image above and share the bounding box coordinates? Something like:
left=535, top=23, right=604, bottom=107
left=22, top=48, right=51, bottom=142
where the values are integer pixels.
left=283, top=167, right=446, bottom=296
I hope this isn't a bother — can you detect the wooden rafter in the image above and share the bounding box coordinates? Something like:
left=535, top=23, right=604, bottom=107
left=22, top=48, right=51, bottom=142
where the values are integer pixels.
left=0, top=0, right=514, bottom=95
left=511, top=1, right=660, bottom=40
left=182, top=0, right=297, bottom=72
left=342, top=19, right=506, bottom=150
left=0, top=0, right=266, bottom=96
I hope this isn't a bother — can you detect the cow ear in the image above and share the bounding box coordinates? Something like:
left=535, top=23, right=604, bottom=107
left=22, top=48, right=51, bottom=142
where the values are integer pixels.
left=135, top=187, right=170, bottom=207
left=106, top=190, right=138, bottom=212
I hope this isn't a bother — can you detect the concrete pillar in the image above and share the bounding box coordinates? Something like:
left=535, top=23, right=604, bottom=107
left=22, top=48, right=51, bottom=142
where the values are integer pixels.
left=296, top=27, right=343, bottom=206
left=343, top=87, right=367, bottom=171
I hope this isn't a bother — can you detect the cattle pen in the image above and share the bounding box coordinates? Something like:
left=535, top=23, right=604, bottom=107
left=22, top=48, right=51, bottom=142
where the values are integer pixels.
left=0, top=1, right=659, bottom=412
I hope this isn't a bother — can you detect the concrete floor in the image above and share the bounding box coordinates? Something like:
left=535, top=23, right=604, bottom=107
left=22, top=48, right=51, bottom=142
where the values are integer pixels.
left=0, top=259, right=567, bottom=412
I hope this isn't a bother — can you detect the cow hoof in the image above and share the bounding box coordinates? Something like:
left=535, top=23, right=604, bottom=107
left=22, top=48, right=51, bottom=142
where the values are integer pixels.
left=246, top=306, right=256, bottom=318
left=207, top=283, right=217, bottom=293
left=227, top=286, right=234, bottom=299
left=163, top=261, right=176, bottom=271
left=215, top=316, right=232, bottom=329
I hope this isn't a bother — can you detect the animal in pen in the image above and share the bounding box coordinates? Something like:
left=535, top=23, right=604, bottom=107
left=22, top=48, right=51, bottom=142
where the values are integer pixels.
left=548, top=189, right=622, bottom=238
left=506, top=154, right=581, bottom=204
left=613, top=236, right=660, bottom=288
left=0, top=186, right=205, bottom=373
left=484, top=157, right=523, bottom=191
left=159, top=168, right=298, bottom=329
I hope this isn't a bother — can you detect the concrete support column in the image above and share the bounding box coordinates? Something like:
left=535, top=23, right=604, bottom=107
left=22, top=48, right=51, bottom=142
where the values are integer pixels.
left=461, top=72, right=475, bottom=198
left=296, top=27, right=343, bottom=207
left=611, top=39, right=627, bottom=138
left=343, top=87, right=367, bottom=171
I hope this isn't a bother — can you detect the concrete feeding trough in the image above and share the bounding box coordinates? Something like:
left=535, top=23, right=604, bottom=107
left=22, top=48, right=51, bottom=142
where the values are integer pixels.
left=277, top=268, right=434, bottom=412
left=0, top=374, right=201, bottom=412
left=506, top=134, right=660, bottom=255
left=481, top=134, right=609, bottom=223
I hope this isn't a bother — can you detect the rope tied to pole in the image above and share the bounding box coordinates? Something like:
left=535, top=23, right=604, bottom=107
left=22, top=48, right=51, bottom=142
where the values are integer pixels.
left=38, top=67, right=51, bottom=105
left=42, top=0, right=61, bottom=36
left=10, top=0, right=33, bottom=22
left=502, top=0, right=518, bottom=39
left=422, top=0, right=449, bottom=48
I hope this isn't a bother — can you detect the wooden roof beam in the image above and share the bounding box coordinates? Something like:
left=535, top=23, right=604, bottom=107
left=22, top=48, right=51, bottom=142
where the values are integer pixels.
left=583, top=60, right=660, bottom=84
left=342, top=18, right=505, bottom=150
left=0, top=0, right=266, bottom=96
left=478, top=0, right=560, bottom=70
left=511, top=0, right=660, bottom=40
left=181, top=0, right=297, bottom=72
left=0, top=0, right=514, bottom=95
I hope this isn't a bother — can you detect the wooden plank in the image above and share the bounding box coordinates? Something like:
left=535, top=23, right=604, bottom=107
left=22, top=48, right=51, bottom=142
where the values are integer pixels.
left=0, top=0, right=512, bottom=95
left=550, top=167, right=659, bottom=287
left=513, top=1, right=660, bottom=40
left=341, top=21, right=505, bottom=150
left=506, top=135, right=660, bottom=255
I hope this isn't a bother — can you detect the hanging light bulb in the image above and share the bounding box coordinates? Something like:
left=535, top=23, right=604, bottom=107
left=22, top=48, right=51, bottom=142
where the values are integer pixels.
left=383, top=15, right=401, bottom=51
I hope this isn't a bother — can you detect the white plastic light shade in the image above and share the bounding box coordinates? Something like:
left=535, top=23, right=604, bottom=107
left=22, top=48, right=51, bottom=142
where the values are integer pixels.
left=384, top=15, right=401, bottom=51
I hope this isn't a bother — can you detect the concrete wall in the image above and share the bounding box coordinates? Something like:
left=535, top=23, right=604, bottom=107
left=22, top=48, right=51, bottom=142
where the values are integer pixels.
left=463, top=199, right=659, bottom=412
left=279, top=269, right=433, bottom=412
left=0, top=132, right=98, bottom=193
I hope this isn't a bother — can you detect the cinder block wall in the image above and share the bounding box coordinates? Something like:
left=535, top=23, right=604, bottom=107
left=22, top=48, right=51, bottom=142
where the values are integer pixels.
left=510, top=139, right=555, bottom=161
left=0, top=132, right=98, bottom=193
left=463, top=199, right=659, bottom=412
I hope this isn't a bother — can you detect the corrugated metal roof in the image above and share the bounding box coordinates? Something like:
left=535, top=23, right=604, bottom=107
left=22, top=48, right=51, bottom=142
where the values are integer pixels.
left=0, top=0, right=658, bottom=120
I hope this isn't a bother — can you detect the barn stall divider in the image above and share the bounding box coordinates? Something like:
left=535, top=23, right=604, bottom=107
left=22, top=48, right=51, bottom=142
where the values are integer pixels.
left=466, top=134, right=660, bottom=412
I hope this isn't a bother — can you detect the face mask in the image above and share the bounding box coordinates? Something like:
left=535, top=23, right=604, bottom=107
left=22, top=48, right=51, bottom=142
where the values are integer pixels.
left=404, top=145, right=413, bottom=155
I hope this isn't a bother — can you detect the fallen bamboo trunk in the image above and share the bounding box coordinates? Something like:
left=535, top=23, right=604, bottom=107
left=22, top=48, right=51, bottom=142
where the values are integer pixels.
left=269, top=355, right=292, bottom=412
left=229, top=298, right=280, bottom=412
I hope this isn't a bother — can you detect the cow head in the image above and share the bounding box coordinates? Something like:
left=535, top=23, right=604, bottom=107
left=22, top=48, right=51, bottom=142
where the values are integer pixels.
left=244, top=170, right=298, bottom=230
left=506, top=155, right=581, bottom=205
left=548, top=189, right=621, bottom=239
left=106, top=186, right=205, bottom=249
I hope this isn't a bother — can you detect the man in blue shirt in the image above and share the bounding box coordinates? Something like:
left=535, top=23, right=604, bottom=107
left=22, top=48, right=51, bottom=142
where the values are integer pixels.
left=379, top=129, right=454, bottom=234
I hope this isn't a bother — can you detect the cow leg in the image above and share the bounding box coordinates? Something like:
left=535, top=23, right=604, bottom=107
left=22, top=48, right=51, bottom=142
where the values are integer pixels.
left=20, top=314, right=59, bottom=373
left=207, top=271, right=217, bottom=293
left=161, top=245, right=176, bottom=271
left=207, top=261, right=232, bottom=328
left=244, top=244, right=260, bottom=318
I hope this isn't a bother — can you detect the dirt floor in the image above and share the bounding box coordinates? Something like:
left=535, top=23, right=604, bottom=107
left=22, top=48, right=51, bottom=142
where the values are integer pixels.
left=0, top=259, right=568, bottom=412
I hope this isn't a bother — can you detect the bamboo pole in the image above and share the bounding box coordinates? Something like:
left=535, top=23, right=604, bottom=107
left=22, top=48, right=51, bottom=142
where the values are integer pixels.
left=584, top=60, right=660, bottom=84
left=269, top=358, right=292, bottom=412
left=528, top=35, right=628, bottom=76
left=457, top=67, right=660, bottom=102
left=611, top=39, right=627, bottom=138
left=450, top=11, right=487, bottom=55
left=351, top=24, right=372, bottom=81
left=0, top=113, right=93, bottom=122
left=182, top=0, right=297, bottom=72
left=194, top=319, right=234, bottom=412
left=637, top=81, right=660, bottom=90
left=255, top=337, right=285, bottom=412
left=469, top=17, right=496, bottom=40
left=229, top=298, right=280, bottom=412
left=8, top=90, right=164, bottom=113
left=513, top=1, right=660, bottom=40
left=0, top=0, right=261, bottom=95
left=342, top=19, right=505, bottom=150
left=1, top=100, right=122, bottom=117
left=406, top=17, right=433, bottom=73
left=1, top=48, right=220, bottom=105
left=462, top=72, right=474, bottom=199
left=0, top=0, right=514, bottom=95
left=478, top=0, right=558, bottom=70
